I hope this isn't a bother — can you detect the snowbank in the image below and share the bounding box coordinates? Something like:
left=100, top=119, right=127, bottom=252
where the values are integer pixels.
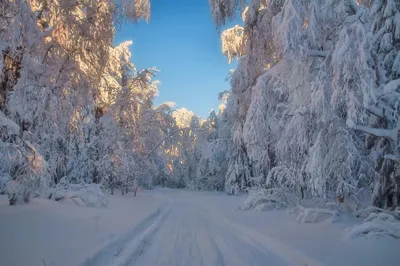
left=295, top=206, right=342, bottom=223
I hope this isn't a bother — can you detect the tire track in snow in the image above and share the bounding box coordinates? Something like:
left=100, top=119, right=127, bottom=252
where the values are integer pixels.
left=133, top=202, right=227, bottom=266
left=122, top=206, right=170, bottom=266
left=201, top=221, right=229, bottom=266
left=201, top=212, right=286, bottom=266
left=208, top=207, right=325, bottom=266
left=133, top=201, right=288, bottom=266
left=81, top=201, right=171, bottom=266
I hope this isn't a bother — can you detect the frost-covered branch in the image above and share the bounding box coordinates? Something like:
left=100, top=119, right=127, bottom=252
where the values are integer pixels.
left=147, top=127, right=191, bottom=157
left=348, top=119, right=397, bottom=140
left=221, top=25, right=245, bottom=63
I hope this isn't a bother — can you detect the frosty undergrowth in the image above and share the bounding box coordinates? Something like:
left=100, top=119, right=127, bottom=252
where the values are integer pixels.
left=239, top=187, right=296, bottom=211
left=240, top=186, right=400, bottom=239
left=50, top=179, right=109, bottom=208
left=346, top=210, right=400, bottom=239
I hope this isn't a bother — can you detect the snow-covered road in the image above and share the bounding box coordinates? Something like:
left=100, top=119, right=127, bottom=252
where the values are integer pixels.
left=81, top=189, right=327, bottom=266
left=132, top=200, right=287, bottom=266
left=124, top=192, right=321, bottom=266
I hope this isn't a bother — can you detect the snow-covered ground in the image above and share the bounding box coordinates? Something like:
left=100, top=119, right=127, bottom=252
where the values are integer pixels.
left=0, top=191, right=165, bottom=266
left=1, top=189, right=399, bottom=266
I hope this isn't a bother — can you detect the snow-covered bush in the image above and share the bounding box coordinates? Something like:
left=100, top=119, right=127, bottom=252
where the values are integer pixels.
left=7, top=169, right=47, bottom=205
left=239, top=188, right=295, bottom=211
left=51, top=180, right=109, bottom=208
left=8, top=141, right=48, bottom=204
left=289, top=194, right=382, bottom=224
left=0, top=112, right=21, bottom=195
left=0, top=173, right=10, bottom=195
left=346, top=211, right=400, bottom=239
left=1, top=110, right=48, bottom=204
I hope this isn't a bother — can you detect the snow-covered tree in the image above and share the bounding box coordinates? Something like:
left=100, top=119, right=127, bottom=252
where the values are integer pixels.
left=0, top=0, right=158, bottom=204
left=196, top=93, right=232, bottom=191
left=210, top=0, right=400, bottom=210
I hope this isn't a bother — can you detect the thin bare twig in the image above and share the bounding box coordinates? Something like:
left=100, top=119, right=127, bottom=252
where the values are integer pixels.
left=42, top=258, right=55, bottom=266
left=114, top=246, right=124, bottom=257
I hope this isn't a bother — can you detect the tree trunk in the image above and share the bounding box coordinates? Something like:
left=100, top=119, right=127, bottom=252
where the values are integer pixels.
left=373, top=159, right=394, bottom=208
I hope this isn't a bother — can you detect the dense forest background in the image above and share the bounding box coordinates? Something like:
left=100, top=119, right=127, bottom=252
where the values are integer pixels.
left=1, top=0, right=400, bottom=212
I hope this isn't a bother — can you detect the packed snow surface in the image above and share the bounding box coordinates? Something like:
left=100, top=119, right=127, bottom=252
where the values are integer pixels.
left=1, top=188, right=399, bottom=266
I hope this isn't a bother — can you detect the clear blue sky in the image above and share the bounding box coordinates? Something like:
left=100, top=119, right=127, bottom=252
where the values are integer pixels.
left=114, top=0, right=240, bottom=118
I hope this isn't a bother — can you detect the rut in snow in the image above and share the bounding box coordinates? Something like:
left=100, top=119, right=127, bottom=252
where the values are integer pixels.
left=81, top=200, right=171, bottom=266
left=130, top=191, right=324, bottom=266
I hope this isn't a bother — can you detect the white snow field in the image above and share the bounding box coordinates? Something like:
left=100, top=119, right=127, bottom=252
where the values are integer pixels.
left=1, top=188, right=399, bottom=266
